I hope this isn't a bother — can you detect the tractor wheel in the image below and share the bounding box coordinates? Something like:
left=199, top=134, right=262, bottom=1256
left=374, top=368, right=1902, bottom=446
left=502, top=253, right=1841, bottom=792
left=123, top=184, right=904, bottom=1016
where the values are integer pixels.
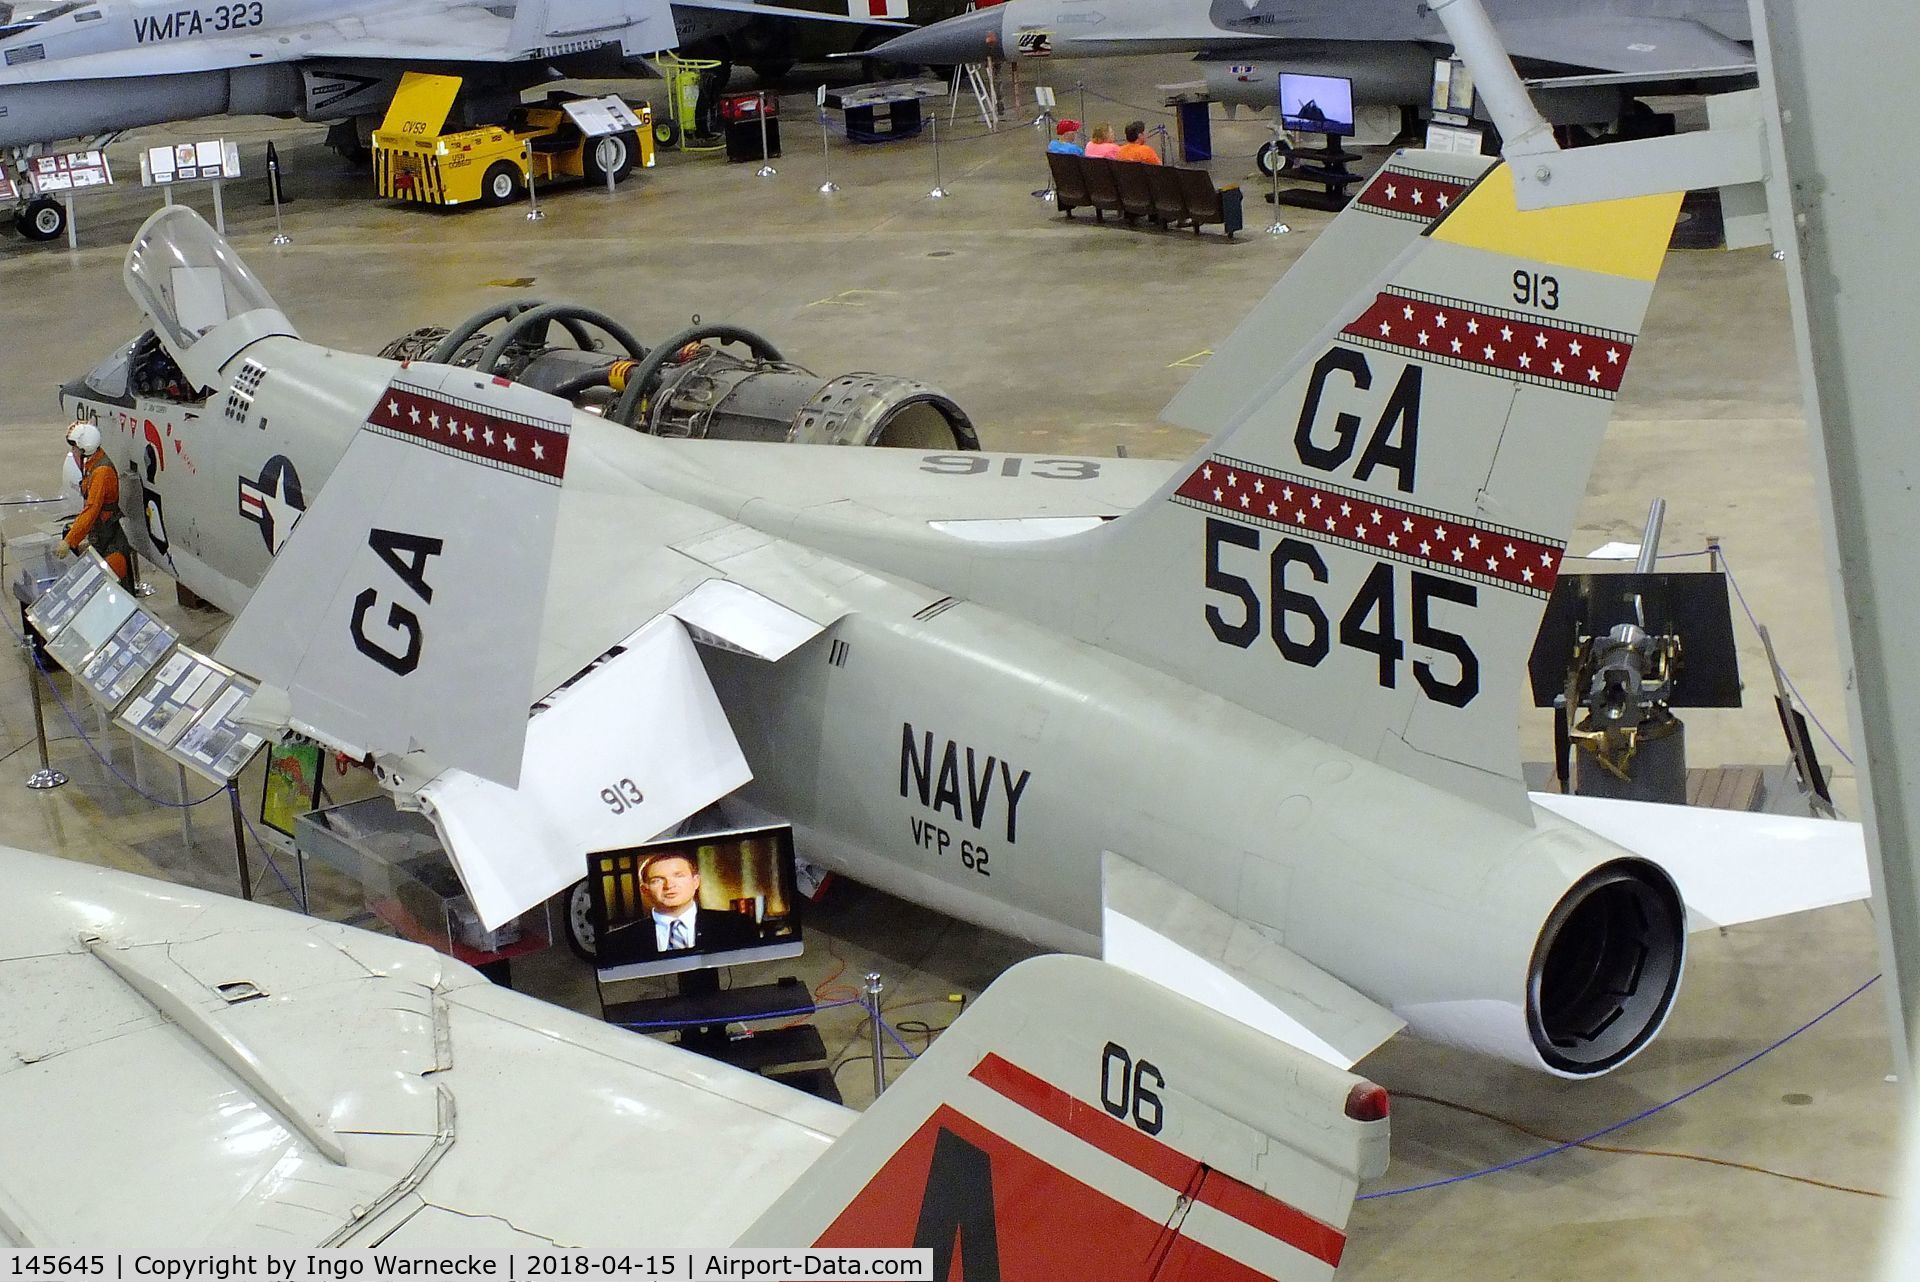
left=584, top=131, right=638, bottom=184
left=481, top=161, right=524, bottom=206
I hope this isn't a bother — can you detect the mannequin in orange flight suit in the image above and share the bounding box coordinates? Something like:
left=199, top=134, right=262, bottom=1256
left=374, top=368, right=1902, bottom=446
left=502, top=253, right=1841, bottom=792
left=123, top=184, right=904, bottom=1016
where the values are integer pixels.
left=63, top=421, right=134, bottom=589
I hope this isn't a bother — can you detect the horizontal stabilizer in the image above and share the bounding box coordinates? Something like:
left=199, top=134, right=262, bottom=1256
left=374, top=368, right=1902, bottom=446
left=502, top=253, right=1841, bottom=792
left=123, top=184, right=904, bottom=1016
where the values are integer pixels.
left=1533, top=793, right=1870, bottom=930
left=421, top=616, right=752, bottom=929
left=1102, top=852, right=1404, bottom=1068
left=1501, top=17, right=1754, bottom=78
left=741, top=955, right=1388, bottom=1280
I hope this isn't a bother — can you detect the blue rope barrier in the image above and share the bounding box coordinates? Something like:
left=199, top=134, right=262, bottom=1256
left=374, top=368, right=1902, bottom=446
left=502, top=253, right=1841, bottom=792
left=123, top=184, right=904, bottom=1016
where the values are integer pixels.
left=1359, top=973, right=1881, bottom=1200
left=617, top=996, right=863, bottom=1033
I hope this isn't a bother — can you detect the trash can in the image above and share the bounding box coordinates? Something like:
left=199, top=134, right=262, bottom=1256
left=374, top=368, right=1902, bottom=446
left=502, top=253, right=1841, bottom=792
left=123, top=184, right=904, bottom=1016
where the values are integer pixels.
left=721, top=91, right=781, bottom=163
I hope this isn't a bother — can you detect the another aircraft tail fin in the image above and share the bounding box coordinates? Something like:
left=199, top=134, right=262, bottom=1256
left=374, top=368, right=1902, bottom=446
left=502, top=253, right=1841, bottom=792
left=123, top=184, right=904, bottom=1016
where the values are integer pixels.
left=1065, top=151, right=1682, bottom=819
left=738, top=955, right=1388, bottom=1280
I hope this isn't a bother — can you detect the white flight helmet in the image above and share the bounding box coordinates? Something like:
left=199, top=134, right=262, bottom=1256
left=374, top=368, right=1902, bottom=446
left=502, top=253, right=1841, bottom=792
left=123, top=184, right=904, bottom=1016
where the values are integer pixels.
left=65, top=420, right=100, bottom=454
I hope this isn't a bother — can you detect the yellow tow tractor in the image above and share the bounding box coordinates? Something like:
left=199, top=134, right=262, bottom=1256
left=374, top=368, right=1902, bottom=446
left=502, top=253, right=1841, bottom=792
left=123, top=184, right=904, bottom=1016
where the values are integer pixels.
left=373, top=71, right=655, bottom=207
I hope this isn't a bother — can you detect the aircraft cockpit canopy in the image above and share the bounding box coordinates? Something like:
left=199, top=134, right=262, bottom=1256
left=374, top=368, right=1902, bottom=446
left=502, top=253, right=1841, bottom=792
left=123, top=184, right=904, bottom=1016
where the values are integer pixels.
left=123, top=207, right=296, bottom=390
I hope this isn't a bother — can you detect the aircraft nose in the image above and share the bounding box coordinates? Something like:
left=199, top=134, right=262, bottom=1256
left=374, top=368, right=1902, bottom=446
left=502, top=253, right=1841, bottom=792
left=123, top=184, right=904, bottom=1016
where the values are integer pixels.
left=866, top=5, right=1006, bottom=66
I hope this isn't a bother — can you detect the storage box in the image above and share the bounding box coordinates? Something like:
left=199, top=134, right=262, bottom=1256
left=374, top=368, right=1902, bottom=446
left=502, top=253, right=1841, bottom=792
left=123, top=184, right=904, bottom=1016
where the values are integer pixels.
left=296, top=796, right=551, bottom=961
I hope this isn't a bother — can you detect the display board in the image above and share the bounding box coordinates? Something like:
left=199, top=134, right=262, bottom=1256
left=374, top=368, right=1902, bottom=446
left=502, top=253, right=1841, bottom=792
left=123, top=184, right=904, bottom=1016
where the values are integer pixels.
left=78, top=607, right=176, bottom=707
left=0, top=168, right=16, bottom=203
left=27, top=150, right=111, bottom=194
left=141, top=140, right=242, bottom=187
left=561, top=95, right=645, bottom=137
left=26, top=552, right=111, bottom=637
left=27, top=550, right=264, bottom=783
left=118, top=650, right=267, bottom=780
left=44, top=576, right=137, bottom=676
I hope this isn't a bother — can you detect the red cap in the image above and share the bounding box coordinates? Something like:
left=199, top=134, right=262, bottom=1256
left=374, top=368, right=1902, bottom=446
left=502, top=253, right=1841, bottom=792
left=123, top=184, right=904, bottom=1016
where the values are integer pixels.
left=1056, top=119, right=1081, bottom=136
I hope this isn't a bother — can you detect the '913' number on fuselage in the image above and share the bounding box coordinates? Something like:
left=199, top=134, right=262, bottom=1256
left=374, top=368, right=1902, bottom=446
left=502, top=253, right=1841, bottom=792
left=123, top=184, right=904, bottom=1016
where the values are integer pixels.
left=1203, top=517, right=1480, bottom=706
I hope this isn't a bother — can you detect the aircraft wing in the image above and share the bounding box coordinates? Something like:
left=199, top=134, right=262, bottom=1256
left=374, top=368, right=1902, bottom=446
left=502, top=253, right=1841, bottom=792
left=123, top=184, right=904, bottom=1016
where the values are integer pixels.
left=1101, top=853, right=1405, bottom=1070
left=5, top=847, right=1386, bottom=1272
left=674, top=0, right=909, bottom=30
left=0, top=846, right=845, bottom=1247
left=1498, top=16, right=1753, bottom=77
left=1532, top=793, right=1871, bottom=930
left=0, top=2, right=695, bottom=84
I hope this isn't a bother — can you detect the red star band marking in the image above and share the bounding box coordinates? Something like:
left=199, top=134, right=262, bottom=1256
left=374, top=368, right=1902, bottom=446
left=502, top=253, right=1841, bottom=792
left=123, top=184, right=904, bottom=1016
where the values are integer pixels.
left=1175, top=456, right=1563, bottom=599
left=366, top=381, right=571, bottom=483
left=1343, top=288, right=1637, bottom=399
left=1354, top=166, right=1470, bottom=224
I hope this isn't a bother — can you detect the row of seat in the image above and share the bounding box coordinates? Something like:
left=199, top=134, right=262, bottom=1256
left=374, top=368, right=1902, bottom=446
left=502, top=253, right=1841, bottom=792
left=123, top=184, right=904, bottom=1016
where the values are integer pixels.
left=1047, top=152, right=1245, bottom=239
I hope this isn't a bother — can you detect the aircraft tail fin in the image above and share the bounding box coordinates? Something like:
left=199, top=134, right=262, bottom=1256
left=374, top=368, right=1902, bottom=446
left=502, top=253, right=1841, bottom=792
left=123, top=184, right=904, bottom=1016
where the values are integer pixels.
left=1066, top=151, right=1683, bottom=820
left=738, top=955, right=1388, bottom=1280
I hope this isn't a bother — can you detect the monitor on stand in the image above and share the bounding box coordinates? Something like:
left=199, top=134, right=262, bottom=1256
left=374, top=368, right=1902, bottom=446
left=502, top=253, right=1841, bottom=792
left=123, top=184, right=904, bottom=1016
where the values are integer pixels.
left=1274, top=72, right=1363, bottom=211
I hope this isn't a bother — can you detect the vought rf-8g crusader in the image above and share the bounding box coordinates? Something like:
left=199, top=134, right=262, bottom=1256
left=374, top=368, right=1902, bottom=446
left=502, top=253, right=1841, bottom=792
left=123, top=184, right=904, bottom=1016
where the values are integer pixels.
left=61, top=140, right=1866, bottom=1087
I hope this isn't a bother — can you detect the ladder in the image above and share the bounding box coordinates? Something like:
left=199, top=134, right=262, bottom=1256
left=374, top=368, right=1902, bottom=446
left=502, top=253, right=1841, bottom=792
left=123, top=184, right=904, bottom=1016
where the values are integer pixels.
left=950, top=62, right=1000, bottom=131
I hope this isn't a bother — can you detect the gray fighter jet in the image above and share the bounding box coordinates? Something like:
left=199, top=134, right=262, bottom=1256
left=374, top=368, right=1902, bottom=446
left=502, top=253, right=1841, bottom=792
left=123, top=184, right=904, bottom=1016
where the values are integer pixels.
left=0, top=0, right=902, bottom=238
left=59, top=138, right=1864, bottom=1086
left=868, top=0, right=1755, bottom=128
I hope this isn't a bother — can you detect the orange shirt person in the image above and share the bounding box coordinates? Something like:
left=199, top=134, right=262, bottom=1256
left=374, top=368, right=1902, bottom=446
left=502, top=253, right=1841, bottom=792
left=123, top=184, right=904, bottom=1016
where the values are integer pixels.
left=63, top=421, right=133, bottom=588
left=1115, top=120, right=1162, bottom=165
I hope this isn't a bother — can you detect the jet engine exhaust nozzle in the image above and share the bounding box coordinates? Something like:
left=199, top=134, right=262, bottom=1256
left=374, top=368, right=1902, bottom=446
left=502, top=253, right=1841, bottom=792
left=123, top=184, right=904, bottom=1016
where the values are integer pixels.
left=1528, top=859, right=1685, bottom=1077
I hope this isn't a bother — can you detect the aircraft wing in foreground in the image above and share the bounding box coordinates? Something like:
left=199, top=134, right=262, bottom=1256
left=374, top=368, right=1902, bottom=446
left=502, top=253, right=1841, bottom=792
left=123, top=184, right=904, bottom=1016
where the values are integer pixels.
left=0, top=846, right=1387, bottom=1272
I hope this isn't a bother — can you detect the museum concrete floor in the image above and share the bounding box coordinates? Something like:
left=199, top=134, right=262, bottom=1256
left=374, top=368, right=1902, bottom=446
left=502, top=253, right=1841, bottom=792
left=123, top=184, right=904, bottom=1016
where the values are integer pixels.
left=0, top=57, right=1898, bottom=1277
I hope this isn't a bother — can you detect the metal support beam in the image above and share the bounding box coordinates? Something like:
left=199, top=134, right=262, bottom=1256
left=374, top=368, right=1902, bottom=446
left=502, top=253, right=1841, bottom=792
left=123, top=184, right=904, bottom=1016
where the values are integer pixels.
left=1751, top=0, right=1920, bottom=1074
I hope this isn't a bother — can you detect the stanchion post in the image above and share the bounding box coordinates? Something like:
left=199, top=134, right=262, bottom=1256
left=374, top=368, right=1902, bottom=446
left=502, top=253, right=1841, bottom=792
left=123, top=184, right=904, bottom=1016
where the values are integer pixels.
left=756, top=90, right=777, bottom=178
left=268, top=150, right=292, bottom=246
left=929, top=115, right=949, bottom=199
left=228, top=783, right=254, bottom=902
left=127, top=544, right=153, bottom=597
left=866, top=972, right=887, bottom=1097
left=524, top=141, right=545, bottom=221
left=1266, top=129, right=1290, bottom=236
left=211, top=178, right=226, bottom=234
left=25, top=653, right=66, bottom=791
left=63, top=193, right=76, bottom=251
left=817, top=85, right=838, bottom=194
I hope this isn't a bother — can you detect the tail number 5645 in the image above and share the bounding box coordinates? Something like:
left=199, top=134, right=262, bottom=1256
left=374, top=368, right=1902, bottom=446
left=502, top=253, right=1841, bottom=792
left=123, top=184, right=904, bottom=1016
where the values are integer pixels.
left=1203, top=517, right=1480, bottom=707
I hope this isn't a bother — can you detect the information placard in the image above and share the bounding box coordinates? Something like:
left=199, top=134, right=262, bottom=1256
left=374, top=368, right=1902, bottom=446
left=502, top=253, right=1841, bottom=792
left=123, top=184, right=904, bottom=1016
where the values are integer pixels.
left=28, top=149, right=112, bottom=194
left=561, top=95, right=646, bottom=137
left=25, top=552, right=109, bottom=639
left=118, top=649, right=267, bottom=780
left=78, top=607, right=177, bottom=707
left=142, top=138, right=242, bottom=186
left=44, top=577, right=137, bottom=676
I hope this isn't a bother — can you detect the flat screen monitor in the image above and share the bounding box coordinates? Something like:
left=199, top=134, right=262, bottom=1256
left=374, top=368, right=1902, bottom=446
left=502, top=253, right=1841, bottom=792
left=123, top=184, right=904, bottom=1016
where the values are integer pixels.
left=589, top=823, right=803, bottom=980
left=1279, top=72, right=1356, bottom=138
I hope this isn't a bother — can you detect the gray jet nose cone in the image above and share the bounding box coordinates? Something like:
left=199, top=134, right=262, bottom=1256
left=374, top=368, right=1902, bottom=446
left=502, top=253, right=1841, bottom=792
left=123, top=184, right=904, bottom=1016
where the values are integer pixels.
left=866, top=5, right=1005, bottom=65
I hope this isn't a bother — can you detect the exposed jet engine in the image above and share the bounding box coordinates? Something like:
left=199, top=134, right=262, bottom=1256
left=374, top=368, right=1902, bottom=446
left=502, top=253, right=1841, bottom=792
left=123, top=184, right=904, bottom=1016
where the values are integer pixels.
left=379, top=301, right=980, bottom=452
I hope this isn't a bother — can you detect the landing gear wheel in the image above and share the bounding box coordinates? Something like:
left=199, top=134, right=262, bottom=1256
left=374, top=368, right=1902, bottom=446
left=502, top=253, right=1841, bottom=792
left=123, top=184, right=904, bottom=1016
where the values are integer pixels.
left=481, top=160, right=524, bottom=206
left=16, top=197, right=65, bottom=242
left=563, top=879, right=598, bottom=961
left=750, top=61, right=793, bottom=84
left=584, top=130, right=637, bottom=184
left=1256, top=138, right=1295, bottom=179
